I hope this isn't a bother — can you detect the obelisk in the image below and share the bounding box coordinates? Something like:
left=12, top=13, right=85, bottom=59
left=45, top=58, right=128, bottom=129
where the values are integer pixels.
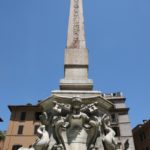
left=60, top=0, right=93, bottom=90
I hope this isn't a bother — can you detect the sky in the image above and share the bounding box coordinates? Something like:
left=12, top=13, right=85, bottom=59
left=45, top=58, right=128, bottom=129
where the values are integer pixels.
left=0, top=0, right=150, bottom=131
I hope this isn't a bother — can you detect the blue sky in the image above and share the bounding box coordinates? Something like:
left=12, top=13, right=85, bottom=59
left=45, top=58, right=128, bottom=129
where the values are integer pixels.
left=0, top=0, right=150, bottom=131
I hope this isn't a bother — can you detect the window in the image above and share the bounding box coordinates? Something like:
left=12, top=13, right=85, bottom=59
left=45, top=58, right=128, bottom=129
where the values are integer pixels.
left=111, top=114, right=118, bottom=123
left=146, top=147, right=149, bottom=150
left=35, top=112, right=42, bottom=121
left=34, top=125, right=40, bottom=135
left=139, top=132, right=146, bottom=141
left=17, top=125, right=24, bottom=134
left=112, top=126, right=120, bottom=137
left=143, top=147, right=149, bottom=150
left=20, top=112, right=26, bottom=121
left=12, top=145, right=22, bottom=150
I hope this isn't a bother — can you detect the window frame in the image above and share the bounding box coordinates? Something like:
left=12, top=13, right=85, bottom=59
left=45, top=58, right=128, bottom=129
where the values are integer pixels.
left=20, top=112, right=26, bottom=121
left=34, top=112, right=42, bottom=121
left=17, top=125, right=24, bottom=134
left=112, top=126, right=120, bottom=137
left=34, top=125, right=40, bottom=135
left=110, top=113, right=118, bottom=123
left=12, top=145, right=22, bottom=150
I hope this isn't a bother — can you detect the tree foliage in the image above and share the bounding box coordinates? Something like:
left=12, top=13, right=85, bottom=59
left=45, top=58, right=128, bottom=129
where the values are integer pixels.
left=0, top=131, right=5, bottom=141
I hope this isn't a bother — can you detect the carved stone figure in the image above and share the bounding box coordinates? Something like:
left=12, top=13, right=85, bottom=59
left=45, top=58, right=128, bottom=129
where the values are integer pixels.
left=52, top=101, right=70, bottom=114
left=18, top=96, right=121, bottom=150
left=66, top=97, right=90, bottom=127
left=64, top=97, right=90, bottom=148
left=33, top=125, right=50, bottom=150
left=48, top=97, right=100, bottom=150
left=81, top=102, right=98, bottom=114
left=52, top=116, right=66, bottom=150
left=80, top=102, right=100, bottom=150
left=40, top=102, right=69, bottom=150
left=101, top=114, right=117, bottom=150
left=49, top=97, right=114, bottom=150
left=18, top=125, right=49, bottom=150
left=50, top=101, right=69, bottom=150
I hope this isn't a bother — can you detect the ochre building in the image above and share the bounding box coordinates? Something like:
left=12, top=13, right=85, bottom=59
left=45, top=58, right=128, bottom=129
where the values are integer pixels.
left=3, top=105, right=42, bottom=150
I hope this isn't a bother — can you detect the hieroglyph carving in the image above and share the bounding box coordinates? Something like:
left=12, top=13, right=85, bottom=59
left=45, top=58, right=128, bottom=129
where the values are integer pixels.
left=73, top=0, right=80, bottom=48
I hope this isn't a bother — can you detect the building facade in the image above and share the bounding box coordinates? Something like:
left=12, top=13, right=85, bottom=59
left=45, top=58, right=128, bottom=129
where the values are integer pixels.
left=103, top=92, right=134, bottom=149
left=3, top=105, right=42, bottom=150
left=0, top=140, right=4, bottom=150
left=133, top=120, right=150, bottom=150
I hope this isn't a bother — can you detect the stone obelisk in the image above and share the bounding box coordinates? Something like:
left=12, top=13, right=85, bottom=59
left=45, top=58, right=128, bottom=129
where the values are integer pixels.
left=40, top=0, right=135, bottom=150
left=60, top=0, right=93, bottom=90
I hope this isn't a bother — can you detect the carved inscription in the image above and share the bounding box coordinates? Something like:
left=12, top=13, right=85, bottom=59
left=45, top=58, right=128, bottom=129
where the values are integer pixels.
left=73, top=0, right=80, bottom=48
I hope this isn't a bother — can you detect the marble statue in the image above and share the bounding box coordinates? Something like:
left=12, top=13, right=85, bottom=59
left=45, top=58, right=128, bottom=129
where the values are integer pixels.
left=33, top=125, right=50, bottom=150
left=18, top=96, right=121, bottom=150
left=18, top=125, right=50, bottom=150
left=101, top=114, right=117, bottom=150
left=65, top=97, right=105, bottom=150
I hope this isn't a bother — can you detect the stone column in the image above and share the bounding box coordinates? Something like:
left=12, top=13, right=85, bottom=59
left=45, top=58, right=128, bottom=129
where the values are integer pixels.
left=60, top=0, right=93, bottom=90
